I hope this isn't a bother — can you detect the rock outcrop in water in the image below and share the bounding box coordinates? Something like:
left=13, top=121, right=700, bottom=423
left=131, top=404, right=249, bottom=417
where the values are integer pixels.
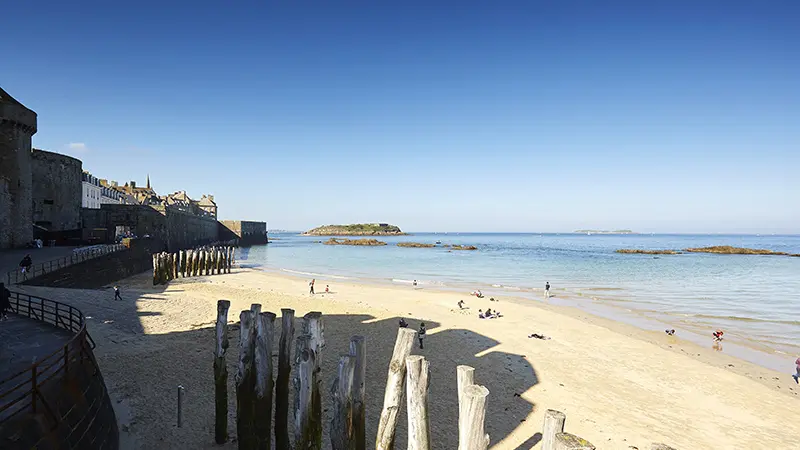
left=323, top=238, right=387, bottom=246
left=449, top=245, right=478, bottom=251
left=616, top=249, right=681, bottom=255
left=397, top=242, right=436, bottom=248
left=303, top=223, right=406, bottom=236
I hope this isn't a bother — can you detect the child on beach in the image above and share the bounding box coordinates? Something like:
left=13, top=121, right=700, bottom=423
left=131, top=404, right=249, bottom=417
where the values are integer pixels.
left=418, top=322, right=426, bottom=349
left=713, top=330, right=724, bottom=342
left=325, top=285, right=329, bottom=293
left=794, top=358, right=800, bottom=384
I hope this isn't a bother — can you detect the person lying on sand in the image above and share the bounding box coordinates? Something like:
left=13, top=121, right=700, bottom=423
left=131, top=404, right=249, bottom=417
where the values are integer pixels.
left=713, top=330, right=724, bottom=342
left=528, top=333, right=551, bottom=340
left=665, top=329, right=675, bottom=336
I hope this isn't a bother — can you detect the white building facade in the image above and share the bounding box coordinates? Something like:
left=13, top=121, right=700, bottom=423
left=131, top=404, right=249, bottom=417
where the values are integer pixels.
left=81, top=172, right=102, bottom=209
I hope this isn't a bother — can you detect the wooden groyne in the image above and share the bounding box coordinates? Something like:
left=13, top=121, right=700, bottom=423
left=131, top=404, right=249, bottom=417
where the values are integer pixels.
left=152, top=241, right=237, bottom=285
left=211, top=303, right=676, bottom=449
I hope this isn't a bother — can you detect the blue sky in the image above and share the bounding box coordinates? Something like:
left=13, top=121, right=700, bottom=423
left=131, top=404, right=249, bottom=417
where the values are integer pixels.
left=4, top=1, right=798, bottom=233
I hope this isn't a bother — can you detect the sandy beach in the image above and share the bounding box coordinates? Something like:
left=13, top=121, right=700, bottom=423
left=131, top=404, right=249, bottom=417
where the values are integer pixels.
left=16, top=268, right=800, bottom=449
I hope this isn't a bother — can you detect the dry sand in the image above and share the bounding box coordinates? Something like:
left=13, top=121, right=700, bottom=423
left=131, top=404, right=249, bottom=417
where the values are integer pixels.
left=17, top=269, right=800, bottom=449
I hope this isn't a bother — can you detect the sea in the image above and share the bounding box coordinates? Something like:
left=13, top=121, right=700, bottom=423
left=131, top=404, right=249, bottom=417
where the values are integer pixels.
left=237, top=232, right=800, bottom=372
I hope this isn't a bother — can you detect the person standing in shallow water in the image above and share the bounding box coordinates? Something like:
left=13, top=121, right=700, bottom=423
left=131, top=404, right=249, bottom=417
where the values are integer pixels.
left=545, top=281, right=551, bottom=298
left=309, top=279, right=315, bottom=295
left=417, top=322, right=426, bottom=349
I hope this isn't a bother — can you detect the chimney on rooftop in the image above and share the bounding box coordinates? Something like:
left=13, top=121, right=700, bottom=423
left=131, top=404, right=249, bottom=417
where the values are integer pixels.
left=130, top=181, right=136, bottom=189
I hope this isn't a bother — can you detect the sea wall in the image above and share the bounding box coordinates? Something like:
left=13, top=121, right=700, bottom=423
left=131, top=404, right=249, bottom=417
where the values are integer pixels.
left=81, top=204, right=218, bottom=251
left=218, top=220, right=267, bottom=245
left=31, top=149, right=83, bottom=233
left=22, top=238, right=162, bottom=289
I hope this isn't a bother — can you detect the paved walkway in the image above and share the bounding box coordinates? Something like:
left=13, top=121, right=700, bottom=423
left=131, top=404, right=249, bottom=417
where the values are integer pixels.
left=0, top=247, right=79, bottom=284
left=0, top=313, right=75, bottom=384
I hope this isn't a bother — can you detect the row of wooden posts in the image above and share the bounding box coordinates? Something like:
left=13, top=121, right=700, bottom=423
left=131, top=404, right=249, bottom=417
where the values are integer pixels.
left=213, top=302, right=676, bottom=450
left=214, top=301, right=496, bottom=450
left=152, top=243, right=236, bottom=285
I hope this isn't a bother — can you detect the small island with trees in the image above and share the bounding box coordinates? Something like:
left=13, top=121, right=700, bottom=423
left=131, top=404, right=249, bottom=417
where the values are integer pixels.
left=303, top=223, right=406, bottom=236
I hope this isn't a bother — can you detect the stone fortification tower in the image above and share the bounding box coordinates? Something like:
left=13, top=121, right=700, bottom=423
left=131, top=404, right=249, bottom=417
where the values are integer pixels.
left=0, top=87, right=37, bottom=249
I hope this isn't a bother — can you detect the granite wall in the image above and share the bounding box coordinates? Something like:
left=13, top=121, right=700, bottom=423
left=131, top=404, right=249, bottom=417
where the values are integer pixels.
left=0, top=88, right=37, bottom=249
left=31, top=149, right=83, bottom=232
left=218, top=220, right=268, bottom=245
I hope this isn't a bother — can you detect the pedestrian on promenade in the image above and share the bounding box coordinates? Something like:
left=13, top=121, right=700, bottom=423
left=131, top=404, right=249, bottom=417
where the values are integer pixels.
left=1, top=282, right=11, bottom=321
left=19, top=254, right=32, bottom=280
left=114, top=285, right=122, bottom=301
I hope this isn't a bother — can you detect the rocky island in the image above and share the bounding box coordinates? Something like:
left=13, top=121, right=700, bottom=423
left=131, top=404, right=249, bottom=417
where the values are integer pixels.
left=449, top=244, right=478, bottom=251
left=303, top=223, right=406, bottom=236
left=616, top=249, right=681, bottom=255
left=323, top=238, right=387, bottom=246
left=616, top=246, right=799, bottom=257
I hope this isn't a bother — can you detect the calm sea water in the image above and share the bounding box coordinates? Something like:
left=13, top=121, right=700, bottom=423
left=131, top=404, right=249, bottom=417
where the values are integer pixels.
left=238, top=233, right=800, bottom=367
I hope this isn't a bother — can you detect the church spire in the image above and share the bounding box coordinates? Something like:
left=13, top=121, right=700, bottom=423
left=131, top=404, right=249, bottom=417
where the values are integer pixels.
left=146, top=174, right=150, bottom=190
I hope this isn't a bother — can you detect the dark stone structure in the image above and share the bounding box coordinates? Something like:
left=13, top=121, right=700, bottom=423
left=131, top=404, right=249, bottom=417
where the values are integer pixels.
left=22, top=238, right=162, bottom=289
left=218, top=220, right=268, bottom=245
left=0, top=294, right=118, bottom=449
left=81, top=204, right=218, bottom=251
left=31, top=149, right=83, bottom=233
left=0, top=87, right=37, bottom=249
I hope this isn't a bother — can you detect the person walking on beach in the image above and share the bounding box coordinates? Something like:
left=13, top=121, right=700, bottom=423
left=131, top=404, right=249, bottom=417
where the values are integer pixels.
left=545, top=281, right=551, bottom=298
left=309, top=279, right=315, bottom=295
left=1, top=283, right=11, bottom=321
left=413, top=280, right=418, bottom=287
left=113, top=286, right=122, bottom=301
left=417, top=322, right=426, bottom=349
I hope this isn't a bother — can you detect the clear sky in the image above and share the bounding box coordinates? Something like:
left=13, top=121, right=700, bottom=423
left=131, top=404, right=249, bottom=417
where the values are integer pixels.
left=4, top=1, right=798, bottom=233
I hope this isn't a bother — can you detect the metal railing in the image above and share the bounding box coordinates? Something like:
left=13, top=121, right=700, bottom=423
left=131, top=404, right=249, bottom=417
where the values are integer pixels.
left=5, top=243, right=126, bottom=285
left=0, top=291, right=96, bottom=425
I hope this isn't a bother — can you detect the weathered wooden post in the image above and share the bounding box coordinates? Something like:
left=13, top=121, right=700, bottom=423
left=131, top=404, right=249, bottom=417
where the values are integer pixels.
left=251, top=304, right=262, bottom=315
left=228, top=246, right=234, bottom=272
left=275, top=309, right=295, bottom=450
left=237, top=310, right=257, bottom=450
left=542, top=409, right=567, bottom=450
left=214, top=300, right=231, bottom=444
left=152, top=253, right=158, bottom=285
left=255, top=311, right=276, bottom=450
left=331, top=354, right=356, bottom=450
left=302, top=312, right=325, bottom=367
left=159, top=253, right=168, bottom=284
left=349, top=336, right=366, bottom=450
left=216, top=247, right=223, bottom=274
left=192, top=250, right=200, bottom=277
left=458, top=384, right=490, bottom=450
left=200, top=249, right=207, bottom=276
left=294, top=336, right=320, bottom=450
left=208, top=248, right=215, bottom=275
left=212, top=248, right=219, bottom=275
left=168, top=253, right=175, bottom=280
left=173, top=252, right=180, bottom=279
left=553, top=433, right=595, bottom=450
left=406, top=355, right=431, bottom=450
left=375, top=328, right=417, bottom=450
left=456, top=365, right=475, bottom=431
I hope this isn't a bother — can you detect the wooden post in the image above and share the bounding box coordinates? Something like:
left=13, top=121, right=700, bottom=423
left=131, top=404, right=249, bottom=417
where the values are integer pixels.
left=542, top=409, right=566, bottom=450
left=193, top=250, right=200, bottom=277
left=214, top=300, right=231, bottom=444
left=216, top=247, right=223, bottom=274
left=406, top=355, right=430, bottom=450
left=255, top=311, right=276, bottom=450
left=159, top=253, right=167, bottom=284
left=237, top=310, right=257, bottom=450
left=201, top=250, right=208, bottom=276
left=229, top=246, right=234, bottom=272
left=456, top=365, right=475, bottom=432
left=302, top=312, right=325, bottom=368
left=375, top=328, right=417, bottom=450
left=167, top=253, right=175, bottom=280
left=458, top=384, right=490, bottom=450
left=209, top=248, right=215, bottom=275
left=152, top=253, right=158, bottom=285
left=349, top=336, right=366, bottom=450
left=553, top=433, right=595, bottom=450
left=173, top=252, right=180, bottom=279
left=294, top=337, right=320, bottom=450
left=275, top=309, right=295, bottom=450
left=330, top=354, right=356, bottom=450
left=251, top=304, right=262, bottom=315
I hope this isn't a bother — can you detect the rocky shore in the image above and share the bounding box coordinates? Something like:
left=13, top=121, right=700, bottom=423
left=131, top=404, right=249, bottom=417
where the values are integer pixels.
left=323, top=238, right=387, bottom=246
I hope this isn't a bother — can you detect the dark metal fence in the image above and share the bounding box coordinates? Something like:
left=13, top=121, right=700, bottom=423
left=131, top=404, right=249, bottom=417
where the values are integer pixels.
left=0, top=291, right=96, bottom=425
left=5, top=244, right=126, bottom=285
